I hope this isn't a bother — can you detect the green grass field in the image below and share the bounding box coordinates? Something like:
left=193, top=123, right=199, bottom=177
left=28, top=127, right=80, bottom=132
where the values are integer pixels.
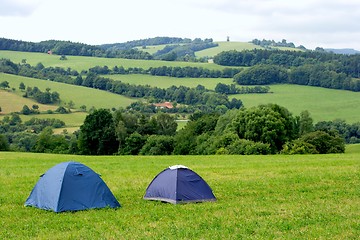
left=234, top=84, right=360, bottom=123
left=0, top=152, right=359, bottom=239
left=0, top=50, right=229, bottom=72
left=0, top=73, right=135, bottom=110
left=0, top=89, right=58, bottom=114
left=106, top=74, right=234, bottom=90
left=195, top=41, right=262, bottom=58
left=135, top=44, right=172, bottom=54
left=345, top=143, right=360, bottom=154
left=3, top=72, right=360, bottom=124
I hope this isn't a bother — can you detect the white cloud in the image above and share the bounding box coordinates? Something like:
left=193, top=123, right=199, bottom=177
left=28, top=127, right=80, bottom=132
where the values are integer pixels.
left=0, top=0, right=360, bottom=50
left=0, top=0, right=40, bottom=17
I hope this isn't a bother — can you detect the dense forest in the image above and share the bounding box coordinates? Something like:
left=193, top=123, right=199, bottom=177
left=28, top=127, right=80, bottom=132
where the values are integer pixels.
left=213, top=49, right=360, bottom=91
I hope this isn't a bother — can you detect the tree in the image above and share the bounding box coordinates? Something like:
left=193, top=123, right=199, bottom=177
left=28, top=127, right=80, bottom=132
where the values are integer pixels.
left=139, top=135, right=174, bottom=155
left=233, top=65, right=288, bottom=85
left=229, top=104, right=297, bottom=153
left=19, top=82, right=26, bottom=91
left=215, top=83, right=230, bottom=94
left=80, top=105, right=87, bottom=112
left=0, top=134, right=9, bottom=151
left=298, top=110, right=314, bottom=136
left=119, top=132, right=147, bottom=155
left=0, top=81, right=10, bottom=89
left=34, top=126, right=69, bottom=153
left=78, top=108, right=118, bottom=155
left=152, top=113, right=178, bottom=136
left=299, top=130, right=345, bottom=154
left=21, top=105, right=32, bottom=115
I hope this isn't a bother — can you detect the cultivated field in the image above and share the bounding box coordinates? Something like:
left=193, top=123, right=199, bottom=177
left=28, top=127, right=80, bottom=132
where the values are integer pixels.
left=0, top=151, right=359, bottom=239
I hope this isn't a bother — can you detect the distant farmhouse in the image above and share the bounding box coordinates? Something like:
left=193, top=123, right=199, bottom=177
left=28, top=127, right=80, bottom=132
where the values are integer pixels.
left=153, top=102, right=173, bottom=109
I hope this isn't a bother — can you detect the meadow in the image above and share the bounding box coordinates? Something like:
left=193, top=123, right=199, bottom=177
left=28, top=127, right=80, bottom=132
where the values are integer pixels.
left=2, top=46, right=360, bottom=125
left=0, top=50, right=228, bottom=72
left=195, top=41, right=261, bottom=58
left=0, top=89, right=57, bottom=114
left=235, top=84, right=360, bottom=123
left=0, top=150, right=359, bottom=239
left=106, top=74, right=234, bottom=90
left=3, top=72, right=360, bottom=126
left=0, top=73, right=135, bottom=111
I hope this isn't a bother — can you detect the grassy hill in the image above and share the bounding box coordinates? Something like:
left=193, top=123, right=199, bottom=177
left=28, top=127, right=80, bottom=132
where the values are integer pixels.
left=234, top=84, right=360, bottom=123
left=106, top=74, right=234, bottom=89
left=195, top=41, right=262, bottom=58
left=195, top=41, right=303, bottom=58
left=0, top=50, right=229, bottom=72
left=0, top=89, right=57, bottom=114
left=2, top=48, right=360, bottom=124
left=1, top=152, right=359, bottom=239
left=0, top=73, right=135, bottom=128
left=2, top=72, right=360, bottom=124
left=102, top=75, right=360, bottom=124
left=0, top=73, right=135, bottom=110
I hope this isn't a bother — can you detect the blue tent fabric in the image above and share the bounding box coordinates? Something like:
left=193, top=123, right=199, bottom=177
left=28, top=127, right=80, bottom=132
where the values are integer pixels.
left=144, top=165, right=216, bottom=204
left=25, top=161, right=120, bottom=212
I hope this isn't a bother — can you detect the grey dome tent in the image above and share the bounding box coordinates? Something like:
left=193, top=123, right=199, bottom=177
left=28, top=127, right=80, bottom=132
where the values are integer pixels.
left=144, top=165, right=216, bottom=204
left=25, top=161, right=120, bottom=212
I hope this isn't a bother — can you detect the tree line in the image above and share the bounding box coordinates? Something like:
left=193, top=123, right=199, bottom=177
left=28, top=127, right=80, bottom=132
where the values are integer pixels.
left=89, top=65, right=241, bottom=78
left=0, top=37, right=217, bottom=61
left=251, top=38, right=306, bottom=50
left=2, top=105, right=359, bottom=155
left=232, top=64, right=360, bottom=91
left=213, top=49, right=360, bottom=78
left=0, top=59, right=243, bottom=114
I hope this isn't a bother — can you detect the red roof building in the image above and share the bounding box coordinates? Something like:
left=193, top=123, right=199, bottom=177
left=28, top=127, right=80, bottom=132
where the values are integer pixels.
left=153, top=102, right=174, bottom=109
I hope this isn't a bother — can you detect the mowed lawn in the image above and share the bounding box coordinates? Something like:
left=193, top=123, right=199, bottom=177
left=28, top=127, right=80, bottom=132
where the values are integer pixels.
left=0, top=152, right=359, bottom=239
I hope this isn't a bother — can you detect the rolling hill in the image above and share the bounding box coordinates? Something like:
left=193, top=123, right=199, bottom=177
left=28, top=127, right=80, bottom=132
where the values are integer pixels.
left=1, top=42, right=360, bottom=125
left=0, top=50, right=229, bottom=72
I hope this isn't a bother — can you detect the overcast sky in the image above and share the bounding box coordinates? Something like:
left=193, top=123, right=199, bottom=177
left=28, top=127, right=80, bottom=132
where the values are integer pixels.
left=1, top=0, right=359, bottom=50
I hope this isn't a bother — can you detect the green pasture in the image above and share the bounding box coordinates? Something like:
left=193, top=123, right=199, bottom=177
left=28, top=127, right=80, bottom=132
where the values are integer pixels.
left=0, top=89, right=57, bottom=114
left=195, top=41, right=262, bottom=58
left=345, top=143, right=360, bottom=154
left=135, top=44, right=170, bottom=54
left=0, top=50, right=229, bottom=72
left=273, top=46, right=304, bottom=52
left=0, top=73, right=135, bottom=110
left=0, top=152, right=359, bottom=239
left=234, top=84, right=360, bottom=123
left=106, top=74, right=234, bottom=90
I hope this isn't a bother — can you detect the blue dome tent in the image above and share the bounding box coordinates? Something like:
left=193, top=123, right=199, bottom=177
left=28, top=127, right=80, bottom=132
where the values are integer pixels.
left=25, top=161, right=120, bottom=212
left=144, top=165, right=216, bottom=204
